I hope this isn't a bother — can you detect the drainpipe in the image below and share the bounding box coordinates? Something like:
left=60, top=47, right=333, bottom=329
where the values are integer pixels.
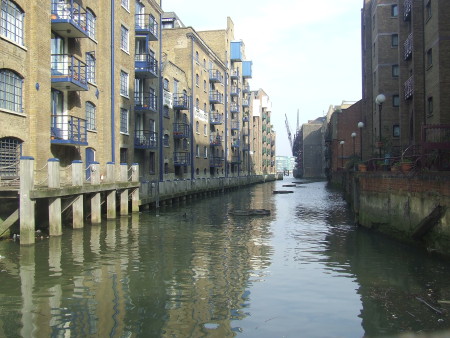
left=224, top=57, right=229, bottom=178
left=159, top=7, right=164, bottom=182
left=110, top=0, right=115, bottom=163
left=190, top=34, right=195, bottom=180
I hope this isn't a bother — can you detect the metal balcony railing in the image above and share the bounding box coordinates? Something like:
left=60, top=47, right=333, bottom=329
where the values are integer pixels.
left=232, top=140, right=240, bottom=148
left=404, top=33, right=413, bottom=60
left=173, top=123, right=190, bottom=138
left=210, top=112, right=223, bottom=125
left=404, top=0, right=412, bottom=21
left=135, top=14, right=158, bottom=40
left=135, top=92, right=157, bottom=112
left=135, top=54, right=158, bottom=78
left=51, top=0, right=91, bottom=39
left=242, top=115, right=249, bottom=122
left=242, top=84, right=250, bottom=93
left=231, top=156, right=241, bottom=163
left=231, top=121, right=240, bottom=130
left=404, top=76, right=414, bottom=100
left=51, top=114, right=87, bottom=146
left=173, top=93, right=190, bottom=110
left=210, top=157, right=224, bottom=167
left=209, top=90, right=223, bottom=104
left=174, top=152, right=190, bottom=166
left=242, top=99, right=249, bottom=107
left=51, top=54, right=88, bottom=91
left=134, top=130, right=157, bottom=149
left=209, top=69, right=223, bottom=83
left=230, top=69, right=239, bottom=79
left=230, top=102, right=239, bottom=113
left=230, top=86, right=240, bottom=96
left=422, top=124, right=450, bottom=151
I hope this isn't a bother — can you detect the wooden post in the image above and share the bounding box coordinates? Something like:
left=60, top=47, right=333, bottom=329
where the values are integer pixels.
left=90, top=161, right=101, bottom=224
left=106, top=162, right=116, bottom=219
left=131, top=163, right=139, bottom=212
left=120, top=163, right=128, bottom=216
left=19, top=156, right=35, bottom=245
left=72, top=160, right=84, bottom=229
left=48, top=158, right=62, bottom=236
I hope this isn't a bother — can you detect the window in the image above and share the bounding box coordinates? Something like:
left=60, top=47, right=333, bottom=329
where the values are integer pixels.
left=86, top=8, right=96, bottom=40
left=203, top=103, right=206, bottom=112
left=391, top=34, right=398, bottom=47
left=163, top=134, right=169, bottom=147
left=196, top=73, right=199, bottom=86
left=86, top=52, right=96, bottom=83
left=0, top=137, right=21, bottom=177
left=120, top=148, right=127, bottom=164
left=0, top=69, right=22, bottom=112
left=86, top=101, right=96, bottom=131
left=1, top=0, right=24, bottom=45
left=203, top=124, right=207, bottom=135
left=196, top=98, right=199, bottom=109
left=195, top=51, right=199, bottom=62
left=120, top=25, right=129, bottom=52
left=373, top=42, right=376, bottom=57
left=391, top=4, right=398, bottom=17
left=204, top=146, right=208, bottom=158
left=121, top=0, right=129, bottom=10
left=393, top=125, right=400, bottom=137
left=203, top=59, right=206, bottom=68
left=203, top=80, right=206, bottom=91
left=392, top=64, right=399, bottom=77
left=163, top=106, right=169, bottom=118
left=120, top=108, right=129, bottom=133
left=163, top=78, right=169, bottom=90
left=120, top=71, right=129, bottom=97
left=426, top=0, right=432, bottom=21
left=427, top=48, right=433, bottom=68
left=196, top=145, right=200, bottom=157
left=196, top=121, right=199, bottom=133
left=393, top=95, right=400, bottom=107
left=427, top=96, right=433, bottom=115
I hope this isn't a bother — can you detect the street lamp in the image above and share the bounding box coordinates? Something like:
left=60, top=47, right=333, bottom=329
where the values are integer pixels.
left=351, top=132, right=357, bottom=157
left=375, top=93, right=386, bottom=158
left=358, top=121, right=364, bottom=160
left=340, top=140, right=345, bottom=168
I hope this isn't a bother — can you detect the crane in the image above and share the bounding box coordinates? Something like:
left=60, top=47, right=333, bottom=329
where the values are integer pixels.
left=285, top=113, right=293, bottom=155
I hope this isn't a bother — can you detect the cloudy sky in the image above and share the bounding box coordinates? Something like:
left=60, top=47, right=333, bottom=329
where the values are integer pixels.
left=161, top=0, right=363, bottom=156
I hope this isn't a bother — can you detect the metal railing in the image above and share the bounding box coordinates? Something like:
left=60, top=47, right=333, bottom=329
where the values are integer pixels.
left=404, top=33, right=413, bottom=60
left=210, top=112, right=223, bottom=124
left=210, top=134, right=222, bottom=146
left=134, top=130, right=157, bottom=149
left=209, top=90, right=223, bottom=104
left=51, top=54, right=87, bottom=85
left=210, top=157, right=223, bottom=167
left=135, top=91, right=157, bottom=111
left=51, top=115, right=87, bottom=145
left=404, top=76, right=414, bottom=100
left=51, top=1, right=90, bottom=35
left=209, top=69, right=223, bottom=83
left=135, top=14, right=158, bottom=38
left=135, top=53, right=158, bottom=76
left=173, top=93, right=190, bottom=110
left=173, top=123, right=190, bottom=138
left=174, top=152, right=190, bottom=166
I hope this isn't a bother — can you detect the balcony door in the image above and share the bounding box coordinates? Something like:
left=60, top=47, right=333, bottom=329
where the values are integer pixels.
left=51, top=89, right=66, bottom=139
left=85, top=148, right=95, bottom=180
left=51, top=33, right=65, bottom=76
left=135, top=1, right=144, bottom=28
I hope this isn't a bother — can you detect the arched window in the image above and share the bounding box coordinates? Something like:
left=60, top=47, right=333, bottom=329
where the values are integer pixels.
left=163, top=133, right=169, bottom=147
left=0, top=137, right=22, bottom=177
left=86, top=8, right=96, bottom=39
left=1, top=0, right=24, bottom=45
left=196, top=98, right=199, bottom=109
left=195, top=121, right=199, bottom=133
left=0, top=69, right=23, bottom=112
left=86, top=101, right=96, bottom=130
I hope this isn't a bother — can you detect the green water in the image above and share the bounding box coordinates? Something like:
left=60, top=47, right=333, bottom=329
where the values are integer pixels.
left=1, top=179, right=450, bottom=337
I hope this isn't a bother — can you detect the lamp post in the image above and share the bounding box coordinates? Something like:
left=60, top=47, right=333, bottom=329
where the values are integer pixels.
left=358, top=121, right=364, bottom=160
left=351, top=132, right=357, bottom=157
left=340, top=140, right=345, bottom=168
left=375, top=93, right=386, bottom=158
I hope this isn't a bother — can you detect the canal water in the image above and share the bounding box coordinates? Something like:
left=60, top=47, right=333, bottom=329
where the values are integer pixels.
left=1, top=178, right=450, bottom=337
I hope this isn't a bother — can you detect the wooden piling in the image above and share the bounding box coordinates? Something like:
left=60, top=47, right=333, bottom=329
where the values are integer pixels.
left=48, top=158, right=62, bottom=236
left=90, top=162, right=101, bottom=224
left=120, top=163, right=128, bottom=216
left=72, top=161, right=84, bottom=229
left=131, top=163, right=139, bottom=212
left=19, top=157, right=35, bottom=245
left=106, top=162, right=116, bottom=219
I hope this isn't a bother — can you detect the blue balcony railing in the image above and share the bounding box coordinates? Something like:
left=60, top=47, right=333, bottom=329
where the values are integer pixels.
left=242, top=84, right=250, bottom=93
left=173, top=123, right=190, bottom=138
left=209, top=90, right=223, bottom=104
left=231, top=121, right=240, bottom=130
left=210, top=157, right=224, bottom=168
left=51, top=114, right=87, bottom=146
left=134, top=130, right=157, bottom=149
left=242, top=99, right=249, bottom=107
left=210, top=112, right=223, bottom=125
left=210, top=134, right=222, bottom=146
left=232, top=140, right=240, bottom=148
left=51, top=0, right=91, bottom=39
left=51, top=54, right=88, bottom=91
left=174, top=152, right=190, bottom=166
left=242, top=115, right=249, bottom=122
left=209, top=69, right=223, bottom=83
left=230, top=69, right=239, bottom=79
left=173, top=93, right=190, bottom=110
left=135, top=14, right=158, bottom=40
left=230, top=86, right=240, bottom=96
left=231, top=156, right=241, bottom=163
left=135, top=54, right=158, bottom=78
left=230, top=102, right=239, bottom=113
left=242, top=144, right=250, bottom=151
left=135, top=92, right=157, bottom=112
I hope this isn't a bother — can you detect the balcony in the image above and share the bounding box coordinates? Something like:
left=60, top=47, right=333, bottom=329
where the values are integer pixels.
left=404, top=0, right=412, bottom=21
left=404, top=33, right=413, bottom=60
left=209, top=90, right=223, bottom=104
left=242, top=99, right=249, bottom=107
left=51, top=115, right=87, bottom=146
left=135, top=92, right=157, bottom=112
left=404, top=76, right=414, bottom=100
left=134, top=130, right=157, bottom=149
left=230, top=41, right=243, bottom=61
left=230, top=102, right=239, bottom=113
left=210, top=134, right=222, bottom=146
left=174, top=152, right=190, bottom=166
left=230, top=69, right=239, bottom=79
left=209, top=69, right=223, bottom=83
left=231, top=121, right=240, bottom=130
left=231, top=156, right=241, bottom=164
left=242, top=84, right=250, bottom=93
left=51, top=1, right=90, bottom=39
left=242, top=115, right=249, bottom=122
left=210, top=157, right=224, bottom=168
left=135, top=14, right=158, bottom=41
left=210, top=112, right=223, bottom=125
left=242, top=61, right=253, bottom=78
left=230, top=86, right=240, bottom=96
left=173, top=93, right=190, bottom=110
left=135, top=54, right=158, bottom=78
left=173, top=123, right=190, bottom=138
left=51, top=54, right=88, bottom=91
left=232, top=140, right=240, bottom=148
left=242, top=144, right=250, bottom=151
left=422, top=124, right=450, bottom=151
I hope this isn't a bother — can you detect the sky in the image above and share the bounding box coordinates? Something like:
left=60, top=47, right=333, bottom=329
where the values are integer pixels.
left=161, top=0, right=363, bottom=156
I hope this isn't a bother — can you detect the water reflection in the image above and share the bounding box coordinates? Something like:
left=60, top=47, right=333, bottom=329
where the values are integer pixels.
left=1, top=180, right=450, bottom=337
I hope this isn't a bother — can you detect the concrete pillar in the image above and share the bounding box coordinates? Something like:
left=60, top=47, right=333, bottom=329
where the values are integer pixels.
left=90, top=161, right=101, bottom=224
left=71, top=160, right=84, bottom=229
left=106, top=162, right=116, bottom=219
left=120, top=163, right=128, bottom=216
left=131, top=163, right=139, bottom=212
left=48, top=158, right=62, bottom=236
left=19, top=157, right=35, bottom=245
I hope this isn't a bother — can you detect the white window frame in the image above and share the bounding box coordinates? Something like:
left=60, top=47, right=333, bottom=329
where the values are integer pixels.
left=120, top=70, right=129, bottom=97
left=120, top=108, right=129, bottom=134
left=120, top=25, right=129, bottom=53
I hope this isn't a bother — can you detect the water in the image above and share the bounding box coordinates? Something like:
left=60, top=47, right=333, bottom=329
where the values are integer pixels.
left=1, top=178, right=450, bottom=337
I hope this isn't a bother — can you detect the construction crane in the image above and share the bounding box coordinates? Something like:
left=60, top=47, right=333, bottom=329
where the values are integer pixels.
left=285, top=113, right=293, bottom=155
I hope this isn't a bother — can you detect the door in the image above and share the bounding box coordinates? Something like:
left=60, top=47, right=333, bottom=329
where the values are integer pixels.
left=51, top=89, right=64, bottom=139
left=86, top=147, right=95, bottom=180
left=135, top=1, right=145, bottom=28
